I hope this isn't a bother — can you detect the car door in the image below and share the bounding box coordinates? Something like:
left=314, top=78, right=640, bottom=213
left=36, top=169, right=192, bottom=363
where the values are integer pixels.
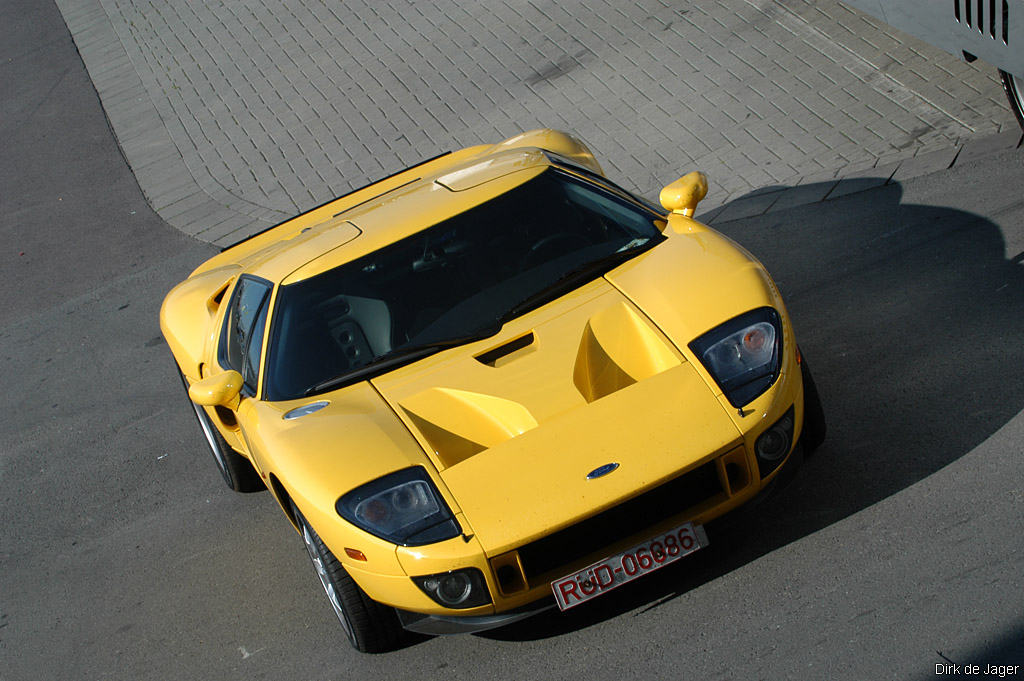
left=210, top=274, right=273, bottom=455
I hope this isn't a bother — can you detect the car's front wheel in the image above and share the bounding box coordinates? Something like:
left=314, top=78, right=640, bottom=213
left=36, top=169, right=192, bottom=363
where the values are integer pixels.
left=179, top=370, right=264, bottom=493
left=799, top=355, right=827, bottom=455
left=292, top=504, right=406, bottom=653
left=1001, top=70, right=1024, bottom=130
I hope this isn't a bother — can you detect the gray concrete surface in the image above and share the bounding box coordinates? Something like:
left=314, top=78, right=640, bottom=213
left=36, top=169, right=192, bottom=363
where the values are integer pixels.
left=54, top=0, right=1023, bottom=245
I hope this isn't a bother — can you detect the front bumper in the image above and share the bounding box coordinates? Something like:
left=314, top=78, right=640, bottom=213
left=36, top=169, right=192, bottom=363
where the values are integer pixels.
left=399, top=419, right=806, bottom=630
left=393, top=432, right=805, bottom=636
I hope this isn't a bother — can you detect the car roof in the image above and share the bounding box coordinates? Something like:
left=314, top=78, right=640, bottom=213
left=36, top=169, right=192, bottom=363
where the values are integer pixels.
left=199, top=147, right=556, bottom=286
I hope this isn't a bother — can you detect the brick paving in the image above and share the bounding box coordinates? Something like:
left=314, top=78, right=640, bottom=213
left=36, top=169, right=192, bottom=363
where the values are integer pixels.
left=55, top=0, right=1022, bottom=245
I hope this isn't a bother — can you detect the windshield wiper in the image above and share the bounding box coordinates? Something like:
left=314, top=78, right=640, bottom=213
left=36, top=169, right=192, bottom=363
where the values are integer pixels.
left=505, top=240, right=657, bottom=319
left=305, top=322, right=503, bottom=396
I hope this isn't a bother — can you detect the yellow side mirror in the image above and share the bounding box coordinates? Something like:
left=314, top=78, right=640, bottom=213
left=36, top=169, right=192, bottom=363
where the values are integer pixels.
left=659, top=172, right=709, bottom=217
left=188, top=370, right=243, bottom=408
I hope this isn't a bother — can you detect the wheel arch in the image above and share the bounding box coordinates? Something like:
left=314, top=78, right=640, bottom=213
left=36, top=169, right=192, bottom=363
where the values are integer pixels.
left=269, top=473, right=301, bottom=534
left=160, top=265, right=240, bottom=379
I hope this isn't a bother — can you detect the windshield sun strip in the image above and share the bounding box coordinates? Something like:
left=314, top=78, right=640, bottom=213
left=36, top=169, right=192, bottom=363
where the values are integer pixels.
left=545, top=154, right=669, bottom=218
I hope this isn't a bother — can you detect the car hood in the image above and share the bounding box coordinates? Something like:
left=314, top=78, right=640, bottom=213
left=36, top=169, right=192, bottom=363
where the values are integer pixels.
left=371, top=230, right=780, bottom=556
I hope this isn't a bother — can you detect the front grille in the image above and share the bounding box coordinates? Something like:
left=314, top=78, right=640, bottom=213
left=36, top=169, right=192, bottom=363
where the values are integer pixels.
left=516, top=461, right=721, bottom=581
left=955, top=0, right=1010, bottom=44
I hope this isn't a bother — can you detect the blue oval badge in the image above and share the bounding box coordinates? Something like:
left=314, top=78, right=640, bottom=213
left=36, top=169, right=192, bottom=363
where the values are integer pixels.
left=586, top=463, right=620, bottom=480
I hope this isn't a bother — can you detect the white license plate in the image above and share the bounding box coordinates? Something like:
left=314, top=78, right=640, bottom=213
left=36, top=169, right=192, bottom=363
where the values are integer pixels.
left=551, top=522, right=708, bottom=611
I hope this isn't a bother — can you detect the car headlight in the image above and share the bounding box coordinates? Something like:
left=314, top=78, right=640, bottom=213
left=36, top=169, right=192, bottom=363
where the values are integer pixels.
left=689, top=307, right=783, bottom=408
left=336, top=467, right=461, bottom=546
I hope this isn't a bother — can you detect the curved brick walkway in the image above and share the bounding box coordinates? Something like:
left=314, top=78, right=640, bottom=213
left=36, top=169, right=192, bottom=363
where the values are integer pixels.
left=56, top=0, right=1022, bottom=245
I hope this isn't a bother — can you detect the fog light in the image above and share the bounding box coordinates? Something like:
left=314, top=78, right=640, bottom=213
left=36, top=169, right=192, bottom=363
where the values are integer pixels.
left=756, top=416, right=792, bottom=461
left=755, top=408, right=795, bottom=478
left=412, top=568, right=491, bottom=609
left=438, top=573, right=472, bottom=604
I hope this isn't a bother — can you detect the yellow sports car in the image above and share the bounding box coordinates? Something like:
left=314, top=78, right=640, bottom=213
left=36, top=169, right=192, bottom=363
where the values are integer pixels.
left=161, top=129, right=825, bottom=652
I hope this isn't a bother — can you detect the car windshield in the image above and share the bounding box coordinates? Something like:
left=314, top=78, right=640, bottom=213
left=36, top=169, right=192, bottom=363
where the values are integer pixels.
left=263, top=167, right=667, bottom=400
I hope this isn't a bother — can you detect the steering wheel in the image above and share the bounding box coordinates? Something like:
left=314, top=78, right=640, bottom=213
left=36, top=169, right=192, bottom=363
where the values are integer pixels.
left=521, top=233, right=593, bottom=270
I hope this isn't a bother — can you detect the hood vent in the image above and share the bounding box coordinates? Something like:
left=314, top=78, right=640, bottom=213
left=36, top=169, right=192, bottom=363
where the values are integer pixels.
left=395, top=303, right=681, bottom=469
left=573, top=302, right=682, bottom=403
left=474, top=332, right=536, bottom=367
left=400, top=388, right=538, bottom=469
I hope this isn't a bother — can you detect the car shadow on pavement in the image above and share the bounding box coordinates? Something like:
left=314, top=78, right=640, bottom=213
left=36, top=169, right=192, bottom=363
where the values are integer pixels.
left=478, top=175, right=1024, bottom=643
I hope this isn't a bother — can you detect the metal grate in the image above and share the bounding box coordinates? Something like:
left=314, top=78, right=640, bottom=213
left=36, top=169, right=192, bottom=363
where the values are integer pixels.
left=516, top=460, right=722, bottom=581
left=955, top=0, right=1010, bottom=44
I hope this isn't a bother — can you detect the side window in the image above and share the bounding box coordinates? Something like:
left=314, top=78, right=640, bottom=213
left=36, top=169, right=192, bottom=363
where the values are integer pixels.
left=243, top=300, right=269, bottom=390
left=219, top=276, right=272, bottom=395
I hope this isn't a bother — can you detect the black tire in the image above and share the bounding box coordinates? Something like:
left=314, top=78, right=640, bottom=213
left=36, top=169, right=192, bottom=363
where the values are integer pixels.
left=1001, top=70, right=1024, bottom=131
left=799, top=355, right=827, bottom=456
left=292, top=504, right=406, bottom=653
left=178, top=370, right=264, bottom=493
